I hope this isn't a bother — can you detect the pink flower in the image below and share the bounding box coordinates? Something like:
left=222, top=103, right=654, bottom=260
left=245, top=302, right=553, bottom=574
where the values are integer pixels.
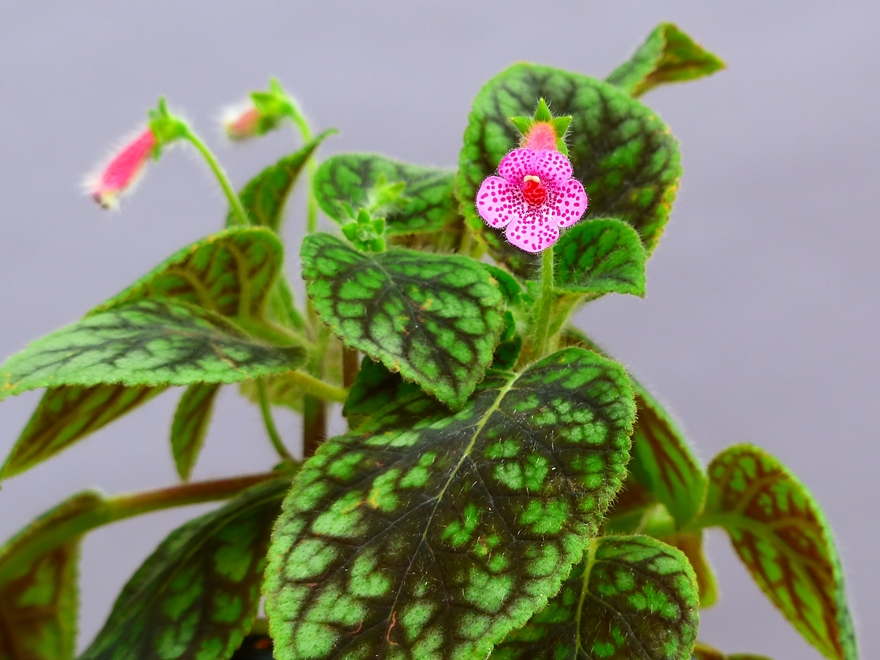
left=476, top=148, right=588, bottom=253
left=89, top=128, right=157, bottom=209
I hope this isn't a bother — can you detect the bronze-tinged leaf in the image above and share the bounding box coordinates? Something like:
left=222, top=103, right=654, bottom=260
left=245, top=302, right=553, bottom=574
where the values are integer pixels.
left=0, top=492, right=104, bottom=660
left=691, top=641, right=773, bottom=660
left=607, top=23, right=725, bottom=98
left=170, top=383, right=221, bottom=481
left=704, top=445, right=857, bottom=660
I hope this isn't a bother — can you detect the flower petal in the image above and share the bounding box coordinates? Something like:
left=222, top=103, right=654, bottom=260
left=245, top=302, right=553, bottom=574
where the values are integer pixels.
left=476, top=176, right=523, bottom=229
left=531, top=149, right=573, bottom=185
left=497, top=148, right=536, bottom=184
left=505, top=208, right=560, bottom=253
left=550, top=179, right=589, bottom=228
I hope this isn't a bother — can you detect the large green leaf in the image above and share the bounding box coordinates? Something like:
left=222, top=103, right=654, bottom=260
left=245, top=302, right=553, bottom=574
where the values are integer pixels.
left=1, top=384, right=164, bottom=479
left=554, top=218, right=646, bottom=297
left=490, top=535, right=699, bottom=660
left=1, top=228, right=287, bottom=480
left=81, top=478, right=291, bottom=660
left=301, top=233, right=504, bottom=408
left=228, top=131, right=335, bottom=231
left=703, top=445, right=857, bottom=660
left=265, top=347, right=635, bottom=660
left=663, top=532, right=719, bottom=608
left=606, top=23, right=725, bottom=98
left=629, top=379, right=706, bottom=527
left=0, top=300, right=306, bottom=401
left=0, top=492, right=102, bottom=660
left=458, top=63, right=681, bottom=277
left=94, top=227, right=283, bottom=320
left=170, top=383, right=221, bottom=481
left=313, top=154, right=460, bottom=236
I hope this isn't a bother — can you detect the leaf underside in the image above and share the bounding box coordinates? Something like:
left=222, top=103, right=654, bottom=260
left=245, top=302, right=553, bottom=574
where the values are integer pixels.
left=265, top=347, right=635, bottom=660
left=171, top=382, right=222, bottom=480
left=0, top=299, right=305, bottom=401
left=229, top=131, right=334, bottom=231
left=0, top=491, right=105, bottom=660
left=458, top=63, right=681, bottom=277
left=491, top=535, right=699, bottom=660
left=313, top=153, right=461, bottom=236
left=81, top=478, right=291, bottom=660
left=301, top=233, right=504, bottom=408
left=691, top=641, right=773, bottom=660
left=606, top=22, right=725, bottom=98
left=1, top=228, right=285, bottom=480
left=706, top=445, right=857, bottom=660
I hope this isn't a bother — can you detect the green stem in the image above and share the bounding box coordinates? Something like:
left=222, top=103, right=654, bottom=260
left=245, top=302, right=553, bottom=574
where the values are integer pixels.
left=532, top=246, right=556, bottom=360
left=257, top=378, right=294, bottom=461
left=285, top=102, right=319, bottom=234
left=182, top=127, right=250, bottom=227
left=288, top=370, right=349, bottom=403
left=0, top=471, right=285, bottom=585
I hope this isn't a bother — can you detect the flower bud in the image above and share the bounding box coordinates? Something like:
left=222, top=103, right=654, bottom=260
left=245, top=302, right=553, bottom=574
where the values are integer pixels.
left=88, top=127, right=157, bottom=209
left=222, top=103, right=265, bottom=141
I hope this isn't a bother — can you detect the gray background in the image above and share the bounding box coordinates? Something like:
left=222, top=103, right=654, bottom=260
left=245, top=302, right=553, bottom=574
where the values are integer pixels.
left=1, top=2, right=877, bottom=658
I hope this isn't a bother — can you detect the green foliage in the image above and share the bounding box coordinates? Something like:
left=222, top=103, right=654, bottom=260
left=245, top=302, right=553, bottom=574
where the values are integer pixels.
left=490, top=535, right=699, bottom=659
left=458, top=63, right=682, bottom=276
left=341, top=357, right=421, bottom=429
left=228, top=131, right=334, bottom=231
left=1, top=384, right=164, bottom=480
left=0, top=300, right=306, bottom=400
left=691, top=642, right=772, bottom=660
left=313, top=153, right=461, bottom=236
left=0, top=492, right=102, bottom=660
left=607, top=23, right=725, bottom=98
left=705, top=445, right=857, bottom=660
left=170, top=383, right=222, bottom=480
left=553, top=218, right=647, bottom=298
left=81, top=478, right=291, bottom=660
left=301, top=233, right=504, bottom=408
left=265, top=347, right=635, bottom=660
left=664, top=532, right=719, bottom=609
left=629, top=379, right=707, bottom=527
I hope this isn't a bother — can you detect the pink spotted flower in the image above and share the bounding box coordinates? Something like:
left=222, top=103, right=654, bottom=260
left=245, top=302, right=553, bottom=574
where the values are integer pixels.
left=89, top=127, right=157, bottom=209
left=476, top=147, right=588, bottom=252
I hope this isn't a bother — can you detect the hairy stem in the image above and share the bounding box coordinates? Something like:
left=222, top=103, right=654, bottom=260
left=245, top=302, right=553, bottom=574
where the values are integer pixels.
left=257, top=378, right=294, bottom=461
left=342, top=346, right=360, bottom=388
left=181, top=128, right=250, bottom=227
left=0, top=471, right=286, bottom=585
left=302, top=396, right=326, bottom=459
left=532, top=246, right=555, bottom=360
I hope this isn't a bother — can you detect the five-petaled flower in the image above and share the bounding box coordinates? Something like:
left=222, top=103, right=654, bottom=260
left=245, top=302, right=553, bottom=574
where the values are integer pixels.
left=476, top=147, right=588, bottom=253
left=89, top=127, right=157, bottom=209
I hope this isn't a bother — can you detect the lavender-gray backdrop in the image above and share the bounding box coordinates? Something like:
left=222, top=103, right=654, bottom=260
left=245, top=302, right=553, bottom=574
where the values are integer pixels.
left=1, top=2, right=877, bottom=658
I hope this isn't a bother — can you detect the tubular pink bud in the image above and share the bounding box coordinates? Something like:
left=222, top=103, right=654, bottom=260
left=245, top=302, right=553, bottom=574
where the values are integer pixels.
left=222, top=104, right=262, bottom=141
left=89, top=128, right=157, bottom=209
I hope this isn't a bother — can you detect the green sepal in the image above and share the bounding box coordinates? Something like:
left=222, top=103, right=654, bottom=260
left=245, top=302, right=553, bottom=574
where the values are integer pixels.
left=265, top=347, right=635, bottom=660
left=147, top=97, right=188, bottom=150
left=0, top=492, right=102, bottom=660
left=554, top=218, right=647, bottom=298
left=341, top=208, right=387, bottom=253
left=607, top=23, right=725, bottom=98
left=244, top=78, right=297, bottom=137
left=301, top=233, right=504, bottom=408
left=509, top=99, right=573, bottom=155
left=81, top=478, right=292, bottom=660
left=704, top=445, right=857, bottom=660
left=170, top=383, right=221, bottom=481
left=0, top=299, right=306, bottom=402
left=227, top=130, right=335, bottom=230
left=458, top=63, right=681, bottom=277
left=1, top=384, right=165, bottom=480
left=490, top=535, right=699, bottom=660
left=313, top=153, right=461, bottom=236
